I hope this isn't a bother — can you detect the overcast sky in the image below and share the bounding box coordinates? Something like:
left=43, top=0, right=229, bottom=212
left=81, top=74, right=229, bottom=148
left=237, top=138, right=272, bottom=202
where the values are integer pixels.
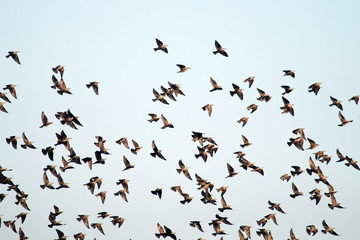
left=1, top=0, right=360, bottom=239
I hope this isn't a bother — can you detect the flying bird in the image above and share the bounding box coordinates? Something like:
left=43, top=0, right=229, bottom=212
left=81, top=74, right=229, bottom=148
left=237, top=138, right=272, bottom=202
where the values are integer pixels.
left=151, top=188, right=163, bottom=199
left=244, top=76, right=255, bottom=88
left=247, top=104, right=258, bottom=113
left=338, top=111, right=352, bottom=126
left=3, top=84, right=17, bottom=99
left=52, top=65, right=65, bottom=77
left=176, top=64, right=191, bottom=73
left=230, top=83, right=244, bottom=100
left=283, top=70, right=295, bottom=78
left=6, top=136, right=19, bottom=149
left=280, top=96, right=294, bottom=116
left=226, top=163, right=238, bottom=178
left=21, top=132, right=36, bottom=149
left=130, top=139, right=142, bottom=154
left=115, top=137, right=129, bottom=149
left=321, top=220, right=339, bottom=236
left=122, top=155, right=135, bottom=171
left=40, top=111, right=53, bottom=128
left=202, top=104, right=213, bottom=117
left=161, top=114, right=174, bottom=129
left=213, top=40, right=228, bottom=57
left=154, top=38, right=168, bottom=53
left=348, top=95, right=359, bottom=104
left=240, top=135, right=251, bottom=148
left=281, top=85, right=294, bottom=95
left=86, top=81, right=99, bottom=95
left=210, top=77, right=223, bottom=92
left=6, top=51, right=21, bottom=64
left=329, top=96, right=343, bottom=110
left=148, top=113, right=160, bottom=123
left=150, top=140, right=166, bottom=160
left=0, top=92, right=11, bottom=103
left=237, top=117, right=248, bottom=127
left=308, top=82, right=322, bottom=95
left=290, top=182, right=303, bottom=198
left=176, top=160, right=192, bottom=180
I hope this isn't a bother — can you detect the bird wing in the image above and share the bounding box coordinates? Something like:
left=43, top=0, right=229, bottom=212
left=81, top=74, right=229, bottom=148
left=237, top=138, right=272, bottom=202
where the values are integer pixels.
left=215, top=40, right=222, bottom=50
left=210, top=77, right=218, bottom=88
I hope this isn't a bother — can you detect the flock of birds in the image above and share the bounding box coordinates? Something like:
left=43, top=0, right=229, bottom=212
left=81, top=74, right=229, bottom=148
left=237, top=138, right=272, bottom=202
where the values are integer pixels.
left=0, top=39, right=359, bottom=240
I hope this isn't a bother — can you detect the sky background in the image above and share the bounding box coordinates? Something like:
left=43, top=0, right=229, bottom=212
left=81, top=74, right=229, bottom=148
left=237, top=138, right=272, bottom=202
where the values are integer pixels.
left=1, top=0, right=360, bottom=239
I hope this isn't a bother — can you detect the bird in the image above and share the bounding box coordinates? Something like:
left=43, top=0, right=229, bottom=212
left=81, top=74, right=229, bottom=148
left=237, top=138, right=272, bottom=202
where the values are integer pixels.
left=122, top=155, right=135, bottom=171
left=148, top=113, right=160, bottom=123
left=237, top=117, right=248, bottom=127
left=114, top=189, right=128, bottom=202
left=21, top=132, right=36, bottom=149
left=40, top=171, right=55, bottom=190
left=40, top=111, right=53, bottom=128
left=265, top=213, right=278, bottom=225
left=218, top=196, right=232, bottom=212
left=130, top=139, right=142, bottom=154
left=190, top=221, right=204, bottom=232
left=308, top=82, right=322, bottom=95
left=307, top=138, right=319, bottom=150
left=151, top=188, right=163, bottom=199
left=0, top=92, right=11, bottom=103
left=288, top=228, right=298, bottom=240
left=280, top=174, right=291, bottom=182
left=321, top=220, right=339, bottom=236
left=239, top=225, right=252, bottom=239
left=55, top=229, right=68, bottom=240
left=110, top=216, right=125, bottom=228
left=86, top=81, right=99, bottom=95
left=309, top=188, right=322, bottom=205
left=292, top=128, right=306, bottom=139
left=281, top=85, right=294, bottom=95
left=176, top=160, right=192, bottom=180
left=287, top=136, right=304, bottom=151
left=73, top=232, right=86, bottom=240
left=348, top=95, right=359, bottom=104
left=329, top=96, right=343, bottom=110
left=290, top=166, right=303, bottom=177
left=290, top=182, right=303, bottom=198
left=283, top=70, right=295, bottom=78
left=306, top=225, right=318, bottom=236
left=15, top=212, right=28, bottom=223
left=328, top=194, right=344, bottom=210
left=4, top=220, right=17, bottom=233
left=257, top=88, right=272, bottom=102
left=91, top=223, right=105, bottom=235
left=52, top=65, right=65, bottom=77
left=6, top=136, right=20, bottom=149
left=3, top=84, right=17, bottom=99
left=280, top=96, right=294, bottom=116
left=150, top=140, right=166, bottom=160
left=210, top=77, right=223, bottom=92
left=0, top=102, right=8, bottom=113
left=18, top=227, right=28, bottom=240
left=176, top=64, right=191, bottom=73
left=154, top=38, right=168, bottom=53
left=202, top=104, right=213, bottom=117
left=56, top=173, right=70, bottom=189
left=338, top=111, right=352, bottom=126
left=226, top=163, right=238, bottom=178
left=230, top=83, right=244, bottom=100
left=268, top=200, right=286, bottom=213
left=115, top=137, right=129, bottom=150
left=213, top=40, right=228, bottom=57
left=76, top=215, right=90, bottom=228
left=216, top=186, right=228, bottom=197
left=168, top=81, right=185, bottom=97
left=152, top=88, right=169, bottom=105
left=95, top=191, right=107, bottom=204
left=116, top=179, right=130, bottom=193
left=6, top=51, right=21, bottom=64
left=240, top=135, right=251, bottom=148
left=244, top=76, right=255, bottom=88
left=161, top=114, right=174, bottom=129
left=247, top=104, right=258, bottom=113
left=42, top=146, right=55, bottom=161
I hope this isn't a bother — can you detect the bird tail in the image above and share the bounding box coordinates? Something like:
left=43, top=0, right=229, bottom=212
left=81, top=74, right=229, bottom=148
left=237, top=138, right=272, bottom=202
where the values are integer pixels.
left=86, top=84, right=91, bottom=88
left=21, top=144, right=26, bottom=149
left=306, top=168, right=313, bottom=175
left=290, top=171, right=296, bottom=177
left=176, top=169, right=181, bottom=174
left=290, top=194, right=295, bottom=198
left=150, top=152, right=156, bottom=158
left=213, top=51, right=217, bottom=55
left=40, top=185, right=45, bottom=189
left=154, top=48, right=159, bottom=52
left=230, top=91, right=235, bottom=96
left=6, top=138, right=11, bottom=144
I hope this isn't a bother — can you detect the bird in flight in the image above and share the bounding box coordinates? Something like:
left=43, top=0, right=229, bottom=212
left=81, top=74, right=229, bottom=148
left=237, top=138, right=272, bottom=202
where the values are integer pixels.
left=154, top=38, right=168, bottom=53
left=6, top=51, right=21, bottom=64
left=213, top=40, right=228, bottom=57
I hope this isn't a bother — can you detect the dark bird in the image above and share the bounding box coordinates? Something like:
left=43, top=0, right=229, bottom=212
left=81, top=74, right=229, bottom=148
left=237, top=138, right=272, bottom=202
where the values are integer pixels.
left=168, top=81, right=185, bottom=97
left=3, top=84, right=17, bottom=99
left=306, top=225, right=318, bottom=236
left=0, top=92, right=11, bottom=103
left=290, top=182, right=303, bottom=198
left=114, top=189, right=128, bottom=202
left=52, top=65, right=65, bottom=77
left=281, top=96, right=294, bottom=116
left=210, top=77, right=223, bottom=92
left=268, top=200, right=286, bottom=214
left=110, top=216, right=125, bottom=228
left=202, top=104, right=213, bottom=117
left=116, top=179, right=130, bottom=193
left=309, top=188, right=322, bottom=205
left=156, top=223, right=177, bottom=240
left=328, top=194, right=344, bottom=210
left=288, top=228, right=298, bottom=240
left=280, top=173, right=291, bottom=182
left=95, top=191, right=107, bottom=204
left=176, top=160, right=192, bottom=180
left=216, top=186, right=228, bottom=197
left=292, top=128, right=306, bottom=139
left=281, top=85, right=294, bottom=95
left=283, top=70, right=295, bottom=78
left=40, top=111, right=53, bottom=128
left=6, top=51, right=21, bottom=64
left=338, top=111, right=352, bottom=126
left=152, top=88, right=169, bottom=105
left=40, top=171, right=55, bottom=190
left=77, top=215, right=90, bottom=229
left=244, top=76, right=255, bottom=88
left=82, top=157, right=93, bottom=170
left=91, top=223, right=105, bottom=235
left=4, top=220, right=17, bottom=233
left=226, top=163, right=238, bottom=178
left=218, top=196, right=232, bottom=212
left=18, top=227, right=28, bottom=240
left=240, top=135, right=251, bottom=148
left=213, top=40, right=228, bottom=57
left=15, top=212, right=28, bottom=224
left=176, top=64, right=191, bottom=73
left=86, top=81, right=100, bottom=95
left=290, top=166, right=303, bottom=177
left=348, top=95, right=359, bottom=104
left=161, top=114, right=174, bottom=129
left=0, top=102, right=8, bottom=113
left=151, top=188, right=162, bottom=199
left=122, top=155, right=135, bottom=171
left=150, top=140, right=166, bottom=160
left=73, top=232, right=86, bottom=240
left=240, top=225, right=252, bottom=239
left=21, top=132, right=36, bottom=149
left=56, top=173, right=69, bottom=189
left=160, top=85, right=176, bottom=101
left=148, top=113, right=160, bottom=123
left=6, top=135, right=20, bottom=149
left=237, top=117, right=248, bottom=127
left=116, top=137, right=129, bottom=149
left=307, top=138, right=319, bottom=150
left=230, top=83, right=244, bottom=100
left=308, top=82, right=322, bottom=95
left=55, top=229, right=68, bottom=240
left=55, top=130, right=71, bottom=151
left=321, top=220, right=339, bottom=236
left=287, top=136, right=304, bottom=151
left=247, top=104, right=258, bottom=113
left=130, top=139, right=142, bottom=154
left=329, top=96, right=343, bottom=110
left=190, top=221, right=204, bottom=232
left=42, top=146, right=55, bottom=161
left=154, top=38, right=168, bottom=53
left=257, top=88, right=271, bottom=102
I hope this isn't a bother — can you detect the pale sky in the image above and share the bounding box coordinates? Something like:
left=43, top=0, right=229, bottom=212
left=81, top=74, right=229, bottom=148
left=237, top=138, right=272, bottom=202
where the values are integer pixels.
left=1, top=0, right=360, bottom=239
